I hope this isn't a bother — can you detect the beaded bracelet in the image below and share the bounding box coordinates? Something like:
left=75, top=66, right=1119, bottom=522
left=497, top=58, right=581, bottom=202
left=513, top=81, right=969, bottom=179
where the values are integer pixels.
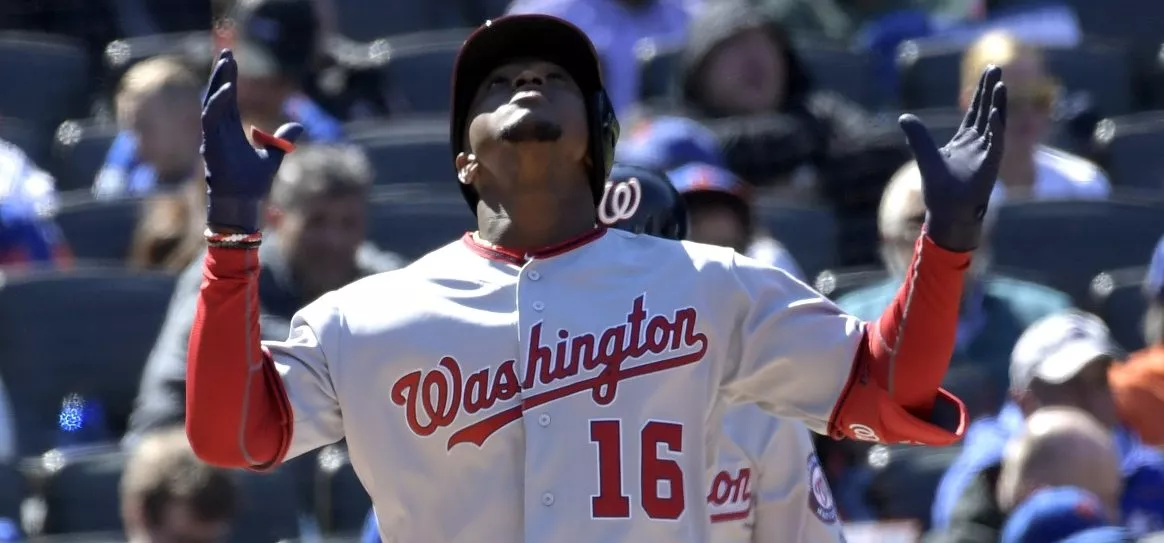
left=204, top=228, right=262, bottom=249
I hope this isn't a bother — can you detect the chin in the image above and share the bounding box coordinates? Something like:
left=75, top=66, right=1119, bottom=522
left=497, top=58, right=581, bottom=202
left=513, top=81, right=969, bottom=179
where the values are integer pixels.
left=495, top=106, right=563, bottom=144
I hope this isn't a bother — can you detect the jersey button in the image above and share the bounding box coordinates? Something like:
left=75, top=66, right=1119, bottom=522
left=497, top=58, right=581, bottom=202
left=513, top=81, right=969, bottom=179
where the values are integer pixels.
left=542, top=492, right=555, bottom=506
left=528, top=270, right=541, bottom=281
left=532, top=301, right=545, bottom=311
left=538, top=413, right=550, bottom=427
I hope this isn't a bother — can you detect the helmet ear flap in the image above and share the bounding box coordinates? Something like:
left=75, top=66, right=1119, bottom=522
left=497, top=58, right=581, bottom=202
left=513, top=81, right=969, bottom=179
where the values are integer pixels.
left=587, top=89, right=620, bottom=204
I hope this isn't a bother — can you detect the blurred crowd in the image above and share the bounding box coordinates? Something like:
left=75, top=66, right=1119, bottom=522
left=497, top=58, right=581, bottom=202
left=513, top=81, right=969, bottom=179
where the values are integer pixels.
left=1, top=0, right=1164, bottom=541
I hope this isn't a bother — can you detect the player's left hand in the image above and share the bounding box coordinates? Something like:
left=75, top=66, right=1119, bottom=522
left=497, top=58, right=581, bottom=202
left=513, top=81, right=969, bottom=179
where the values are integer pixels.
left=201, top=49, right=304, bottom=233
left=898, top=65, right=1007, bottom=253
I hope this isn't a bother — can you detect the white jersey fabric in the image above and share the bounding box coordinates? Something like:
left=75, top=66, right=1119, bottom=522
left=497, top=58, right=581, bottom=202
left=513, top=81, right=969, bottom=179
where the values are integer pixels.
left=708, top=404, right=845, bottom=543
left=265, top=229, right=864, bottom=542
left=992, top=145, right=1111, bottom=202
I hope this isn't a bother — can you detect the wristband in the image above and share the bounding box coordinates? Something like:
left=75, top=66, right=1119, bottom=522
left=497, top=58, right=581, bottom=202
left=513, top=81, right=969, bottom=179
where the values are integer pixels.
left=204, top=228, right=262, bottom=249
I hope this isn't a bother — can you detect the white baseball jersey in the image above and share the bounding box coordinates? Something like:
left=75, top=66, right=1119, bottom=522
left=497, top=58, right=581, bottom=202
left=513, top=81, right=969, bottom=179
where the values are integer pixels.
left=265, top=229, right=864, bottom=542
left=708, top=403, right=845, bottom=543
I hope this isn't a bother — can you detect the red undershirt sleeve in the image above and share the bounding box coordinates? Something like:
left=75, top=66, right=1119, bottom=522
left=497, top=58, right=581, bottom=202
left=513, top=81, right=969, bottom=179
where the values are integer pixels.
left=185, top=246, right=293, bottom=469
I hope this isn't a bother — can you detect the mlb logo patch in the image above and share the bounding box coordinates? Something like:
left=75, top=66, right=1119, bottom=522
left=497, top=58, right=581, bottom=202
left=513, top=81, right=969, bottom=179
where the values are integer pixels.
left=807, top=454, right=838, bottom=524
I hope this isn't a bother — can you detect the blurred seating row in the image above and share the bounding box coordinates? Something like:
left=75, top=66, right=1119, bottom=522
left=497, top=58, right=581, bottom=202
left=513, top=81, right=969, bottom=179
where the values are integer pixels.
left=0, top=443, right=370, bottom=541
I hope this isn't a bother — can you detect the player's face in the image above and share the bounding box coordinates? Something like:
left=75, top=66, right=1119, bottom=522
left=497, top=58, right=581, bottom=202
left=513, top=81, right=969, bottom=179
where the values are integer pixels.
left=273, top=193, right=366, bottom=298
left=465, top=59, right=589, bottom=164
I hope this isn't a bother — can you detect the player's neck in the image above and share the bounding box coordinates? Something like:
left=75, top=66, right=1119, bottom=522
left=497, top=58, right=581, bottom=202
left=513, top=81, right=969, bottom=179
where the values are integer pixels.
left=476, top=190, right=597, bottom=252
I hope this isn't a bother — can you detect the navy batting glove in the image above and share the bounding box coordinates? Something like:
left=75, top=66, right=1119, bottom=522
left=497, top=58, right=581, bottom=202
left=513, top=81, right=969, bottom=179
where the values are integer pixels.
left=201, top=49, right=305, bottom=233
left=898, top=66, right=1007, bottom=253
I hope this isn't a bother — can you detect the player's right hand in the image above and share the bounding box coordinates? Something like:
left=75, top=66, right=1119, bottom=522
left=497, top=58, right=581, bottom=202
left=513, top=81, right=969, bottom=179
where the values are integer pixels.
left=201, top=49, right=304, bottom=233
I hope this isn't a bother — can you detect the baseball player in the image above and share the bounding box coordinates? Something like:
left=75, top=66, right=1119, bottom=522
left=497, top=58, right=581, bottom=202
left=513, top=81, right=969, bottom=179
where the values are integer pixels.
left=601, top=166, right=845, bottom=542
left=187, top=14, right=1007, bottom=542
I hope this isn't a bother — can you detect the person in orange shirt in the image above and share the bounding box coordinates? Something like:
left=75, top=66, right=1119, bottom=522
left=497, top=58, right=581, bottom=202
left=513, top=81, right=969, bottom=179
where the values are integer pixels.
left=1109, top=237, right=1164, bottom=448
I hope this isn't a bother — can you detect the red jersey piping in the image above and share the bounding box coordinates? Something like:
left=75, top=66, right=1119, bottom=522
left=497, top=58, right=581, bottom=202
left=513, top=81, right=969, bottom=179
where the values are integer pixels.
left=461, top=227, right=607, bottom=265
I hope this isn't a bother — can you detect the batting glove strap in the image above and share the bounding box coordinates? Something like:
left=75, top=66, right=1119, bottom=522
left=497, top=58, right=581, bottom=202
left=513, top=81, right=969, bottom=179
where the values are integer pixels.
left=206, top=194, right=263, bottom=234
left=204, top=228, right=262, bottom=249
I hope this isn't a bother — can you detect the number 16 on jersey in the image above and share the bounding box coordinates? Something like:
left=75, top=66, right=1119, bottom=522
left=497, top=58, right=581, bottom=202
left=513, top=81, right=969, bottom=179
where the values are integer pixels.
left=589, top=419, right=686, bottom=519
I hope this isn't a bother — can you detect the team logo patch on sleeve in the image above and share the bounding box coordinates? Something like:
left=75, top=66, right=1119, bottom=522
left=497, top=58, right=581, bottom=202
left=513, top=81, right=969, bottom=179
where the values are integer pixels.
left=807, top=454, right=838, bottom=524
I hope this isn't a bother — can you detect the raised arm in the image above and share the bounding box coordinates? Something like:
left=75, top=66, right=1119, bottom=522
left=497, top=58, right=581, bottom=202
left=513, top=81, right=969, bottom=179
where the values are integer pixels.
left=185, top=50, right=306, bottom=468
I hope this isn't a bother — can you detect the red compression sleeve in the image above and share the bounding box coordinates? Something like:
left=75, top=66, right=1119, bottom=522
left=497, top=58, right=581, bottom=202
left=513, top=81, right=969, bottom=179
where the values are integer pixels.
left=829, top=234, right=970, bottom=445
left=186, top=246, right=293, bottom=469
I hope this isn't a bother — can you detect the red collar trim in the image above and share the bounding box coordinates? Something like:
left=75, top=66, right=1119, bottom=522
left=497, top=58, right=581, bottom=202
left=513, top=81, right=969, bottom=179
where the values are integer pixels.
left=462, top=227, right=607, bottom=265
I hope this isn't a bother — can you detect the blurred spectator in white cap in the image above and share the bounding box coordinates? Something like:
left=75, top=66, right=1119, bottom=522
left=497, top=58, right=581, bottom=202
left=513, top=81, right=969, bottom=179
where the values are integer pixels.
left=839, top=161, right=1072, bottom=417
left=1109, top=237, right=1164, bottom=449
left=507, top=0, right=695, bottom=117
left=930, top=310, right=1148, bottom=542
left=959, top=30, right=1109, bottom=202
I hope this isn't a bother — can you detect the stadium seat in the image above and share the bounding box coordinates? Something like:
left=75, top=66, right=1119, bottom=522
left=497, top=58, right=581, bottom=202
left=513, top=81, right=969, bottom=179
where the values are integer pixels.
left=0, top=268, right=176, bottom=455
left=866, top=444, right=963, bottom=530
left=636, top=44, right=682, bottom=106
left=22, top=533, right=124, bottom=543
left=375, top=28, right=470, bottom=114
left=314, top=445, right=371, bottom=535
left=753, top=203, right=838, bottom=281
left=51, top=120, right=119, bottom=193
left=1092, top=112, right=1164, bottom=191
left=794, top=38, right=881, bottom=109
left=990, top=198, right=1164, bottom=305
left=54, top=197, right=142, bottom=263
left=0, top=463, right=26, bottom=522
left=896, top=38, right=1133, bottom=116
left=39, top=448, right=127, bottom=534
left=334, top=0, right=469, bottom=43
left=366, top=187, right=474, bottom=260
left=231, top=470, right=301, bottom=543
left=1090, top=266, right=1149, bottom=352
left=0, top=116, right=50, bottom=167
left=348, top=119, right=454, bottom=186
left=101, top=32, right=210, bottom=107
left=813, top=267, right=890, bottom=301
left=0, top=32, right=89, bottom=131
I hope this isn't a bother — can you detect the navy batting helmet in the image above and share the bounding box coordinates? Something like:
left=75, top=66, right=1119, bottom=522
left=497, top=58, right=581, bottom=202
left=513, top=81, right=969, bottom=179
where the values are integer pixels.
left=449, top=15, right=620, bottom=215
left=599, top=164, right=688, bottom=241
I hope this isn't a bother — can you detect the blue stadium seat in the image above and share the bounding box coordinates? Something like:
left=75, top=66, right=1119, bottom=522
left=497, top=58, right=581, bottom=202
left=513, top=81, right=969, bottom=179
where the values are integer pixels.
left=0, top=268, right=176, bottom=455
left=753, top=203, right=838, bottom=282
left=39, top=448, right=126, bottom=534
left=366, top=187, right=474, bottom=261
left=375, top=28, right=470, bottom=115
left=1092, top=112, right=1164, bottom=191
left=0, top=463, right=26, bottom=523
left=794, top=37, right=881, bottom=109
left=100, top=32, right=210, bottom=109
left=231, top=469, right=301, bottom=543
left=0, top=116, right=50, bottom=167
left=896, top=38, right=1133, bottom=116
left=990, top=198, right=1164, bottom=305
left=1090, top=266, right=1149, bottom=352
left=334, top=0, right=470, bottom=43
left=866, top=444, right=963, bottom=531
left=54, top=197, right=142, bottom=263
left=52, top=120, right=119, bottom=193
left=315, top=445, right=371, bottom=535
left=348, top=118, right=454, bottom=186
left=0, top=32, right=89, bottom=132
left=21, top=533, right=123, bottom=543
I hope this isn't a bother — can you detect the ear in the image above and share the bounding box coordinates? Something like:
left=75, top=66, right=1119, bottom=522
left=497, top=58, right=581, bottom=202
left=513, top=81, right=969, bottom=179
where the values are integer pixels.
left=455, top=152, right=478, bottom=185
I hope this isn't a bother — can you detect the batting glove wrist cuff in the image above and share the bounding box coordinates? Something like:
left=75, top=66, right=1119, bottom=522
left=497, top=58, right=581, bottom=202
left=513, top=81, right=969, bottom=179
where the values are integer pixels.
left=923, top=213, right=983, bottom=253
left=207, top=194, right=263, bottom=234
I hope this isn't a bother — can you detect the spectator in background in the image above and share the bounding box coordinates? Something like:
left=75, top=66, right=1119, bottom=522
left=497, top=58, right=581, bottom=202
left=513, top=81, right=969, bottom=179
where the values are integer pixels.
left=616, top=115, right=804, bottom=278
left=838, top=162, right=1072, bottom=415
left=1000, top=487, right=1129, bottom=543
left=94, top=56, right=204, bottom=200
left=959, top=30, right=1110, bottom=202
left=121, top=428, right=237, bottom=543
left=507, top=0, right=694, bottom=116
left=1109, top=237, right=1164, bottom=449
left=929, top=311, right=1164, bottom=542
left=127, top=176, right=207, bottom=272
left=212, top=0, right=343, bottom=142
left=127, top=145, right=401, bottom=438
left=996, top=408, right=1122, bottom=518
left=0, top=139, right=71, bottom=268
